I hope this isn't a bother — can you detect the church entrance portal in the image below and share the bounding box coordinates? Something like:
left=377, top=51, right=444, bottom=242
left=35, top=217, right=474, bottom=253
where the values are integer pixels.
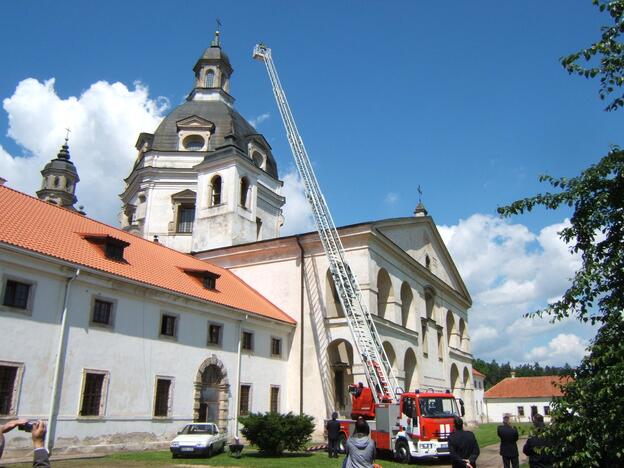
left=194, top=356, right=229, bottom=431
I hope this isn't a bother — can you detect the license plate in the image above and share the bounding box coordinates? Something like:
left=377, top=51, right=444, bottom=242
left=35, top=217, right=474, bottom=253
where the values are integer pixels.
left=181, top=447, right=194, bottom=452
left=440, top=442, right=448, bottom=448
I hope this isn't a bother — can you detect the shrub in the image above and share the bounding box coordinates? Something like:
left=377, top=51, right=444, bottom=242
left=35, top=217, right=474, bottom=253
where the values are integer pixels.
left=239, top=412, right=315, bottom=455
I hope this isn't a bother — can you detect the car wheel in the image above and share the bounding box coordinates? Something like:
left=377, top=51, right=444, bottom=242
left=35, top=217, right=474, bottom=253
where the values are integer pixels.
left=395, top=440, right=411, bottom=464
left=207, top=445, right=213, bottom=458
left=172, top=453, right=178, bottom=459
left=338, top=433, right=347, bottom=454
left=220, top=441, right=226, bottom=453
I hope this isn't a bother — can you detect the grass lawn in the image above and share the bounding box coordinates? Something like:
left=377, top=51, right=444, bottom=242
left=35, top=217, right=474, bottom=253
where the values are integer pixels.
left=473, top=422, right=532, bottom=448
left=9, top=422, right=528, bottom=467
left=10, top=450, right=449, bottom=467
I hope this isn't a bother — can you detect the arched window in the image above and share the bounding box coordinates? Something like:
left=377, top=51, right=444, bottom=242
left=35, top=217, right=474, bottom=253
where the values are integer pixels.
left=240, top=177, right=250, bottom=208
left=53, top=176, right=60, bottom=188
left=183, top=135, right=205, bottom=151
left=425, top=254, right=431, bottom=270
left=210, top=175, right=222, bottom=206
left=205, top=70, right=215, bottom=88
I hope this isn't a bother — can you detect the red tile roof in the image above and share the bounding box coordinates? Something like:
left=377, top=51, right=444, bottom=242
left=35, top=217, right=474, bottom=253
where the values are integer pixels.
left=472, top=369, right=485, bottom=378
left=0, top=186, right=295, bottom=325
left=484, top=376, right=571, bottom=399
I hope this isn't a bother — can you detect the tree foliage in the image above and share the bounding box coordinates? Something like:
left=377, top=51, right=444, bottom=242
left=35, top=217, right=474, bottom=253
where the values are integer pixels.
left=496, top=2, right=624, bottom=465
left=561, top=0, right=624, bottom=111
left=239, top=412, right=315, bottom=455
left=498, top=147, right=624, bottom=325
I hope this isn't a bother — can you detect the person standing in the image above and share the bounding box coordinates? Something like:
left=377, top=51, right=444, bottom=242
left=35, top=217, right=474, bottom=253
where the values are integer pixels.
left=497, top=415, right=519, bottom=468
left=448, top=416, right=480, bottom=468
left=326, top=411, right=341, bottom=458
left=523, top=414, right=553, bottom=468
left=344, top=417, right=375, bottom=468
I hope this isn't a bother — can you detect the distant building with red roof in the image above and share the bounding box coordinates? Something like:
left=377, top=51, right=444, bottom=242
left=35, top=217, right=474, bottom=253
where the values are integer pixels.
left=472, top=369, right=486, bottom=422
left=484, top=374, right=571, bottom=422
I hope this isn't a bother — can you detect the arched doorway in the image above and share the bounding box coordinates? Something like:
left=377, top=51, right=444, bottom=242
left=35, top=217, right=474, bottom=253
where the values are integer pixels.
left=327, top=339, right=354, bottom=411
left=450, top=363, right=460, bottom=397
left=400, top=282, right=413, bottom=328
left=194, top=356, right=229, bottom=431
left=377, top=269, right=394, bottom=320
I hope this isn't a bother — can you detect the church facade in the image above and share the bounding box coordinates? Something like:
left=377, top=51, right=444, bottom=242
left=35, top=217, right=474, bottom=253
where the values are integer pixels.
left=0, top=32, right=475, bottom=454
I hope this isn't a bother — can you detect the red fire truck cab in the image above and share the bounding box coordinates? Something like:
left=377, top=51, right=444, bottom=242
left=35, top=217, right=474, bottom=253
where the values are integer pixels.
left=335, top=385, right=464, bottom=463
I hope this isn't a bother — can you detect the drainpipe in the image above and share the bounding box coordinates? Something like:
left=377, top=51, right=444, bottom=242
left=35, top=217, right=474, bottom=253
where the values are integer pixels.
left=295, top=236, right=305, bottom=415
left=233, top=314, right=248, bottom=440
left=46, top=268, right=80, bottom=451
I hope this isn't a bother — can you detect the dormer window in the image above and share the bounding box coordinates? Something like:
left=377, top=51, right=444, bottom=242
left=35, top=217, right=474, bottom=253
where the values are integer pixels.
left=183, top=135, right=205, bottom=151
left=83, top=235, right=130, bottom=262
left=252, top=151, right=264, bottom=169
left=176, top=116, right=214, bottom=152
left=182, top=268, right=221, bottom=291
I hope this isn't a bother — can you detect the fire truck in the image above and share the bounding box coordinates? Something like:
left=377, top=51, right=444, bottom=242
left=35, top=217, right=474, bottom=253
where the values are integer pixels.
left=336, top=384, right=465, bottom=462
left=253, top=43, right=465, bottom=463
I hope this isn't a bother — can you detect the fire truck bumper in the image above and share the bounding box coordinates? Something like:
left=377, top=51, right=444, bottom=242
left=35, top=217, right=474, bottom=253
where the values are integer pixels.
left=410, top=440, right=449, bottom=458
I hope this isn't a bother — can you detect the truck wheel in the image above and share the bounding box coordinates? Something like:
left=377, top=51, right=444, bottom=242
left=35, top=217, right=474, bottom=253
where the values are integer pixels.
left=395, top=440, right=411, bottom=464
left=338, top=433, right=347, bottom=454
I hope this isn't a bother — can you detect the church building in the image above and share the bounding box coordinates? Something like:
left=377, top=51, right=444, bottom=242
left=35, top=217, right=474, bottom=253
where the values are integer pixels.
left=0, top=31, right=475, bottom=454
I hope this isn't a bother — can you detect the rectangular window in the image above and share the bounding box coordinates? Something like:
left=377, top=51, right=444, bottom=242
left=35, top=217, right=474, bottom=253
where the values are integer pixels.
left=242, top=331, right=254, bottom=351
left=208, top=323, right=222, bottom=346
left=3, top=279, right=31, bottom=310
left=160, top=314, right=177, bottom=338
left=544, top=405, right=550, bottom=416
left=154, top=378, right=172, bottom=417
left=176, top=205, right=195, bottom=233
left=80, top=372, right=107, bottom=416
left=92, top=299, right=113, bottom=326
left=239, top=384, right=251, bottom=416
left=270, top=386, right=280, bottom=413
left=271, top=337, right=282, bottom=357
left=0, top=365, right=18, bottom=415
left=531, top=405, right=538, bottom=417
left=517, top=406, right=525, bottom=417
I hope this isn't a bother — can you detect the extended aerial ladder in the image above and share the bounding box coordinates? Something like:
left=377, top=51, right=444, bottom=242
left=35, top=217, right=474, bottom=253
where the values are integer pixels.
left=253, top=43, right=401, bottom=404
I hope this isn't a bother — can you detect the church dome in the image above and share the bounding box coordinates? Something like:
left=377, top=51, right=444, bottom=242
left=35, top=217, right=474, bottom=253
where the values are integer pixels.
left=150, top=99, right=279, bottom=178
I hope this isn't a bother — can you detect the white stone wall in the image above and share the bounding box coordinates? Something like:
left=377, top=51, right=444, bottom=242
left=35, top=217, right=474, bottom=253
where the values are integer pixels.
left=485, top=397, right=554, bottom=423
left=473, top=375, right=486, bottom=422
left=197, top=220, right=476, bottom=435
left=0, top=247, right=293, bottom=452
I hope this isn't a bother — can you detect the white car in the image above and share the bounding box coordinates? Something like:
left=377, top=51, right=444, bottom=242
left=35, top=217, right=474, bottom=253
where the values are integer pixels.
left=169, top=422, right=227, bottom=458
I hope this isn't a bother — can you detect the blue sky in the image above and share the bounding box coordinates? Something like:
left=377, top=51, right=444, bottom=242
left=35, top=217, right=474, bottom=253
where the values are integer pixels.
left=1, top=1, right=617, bottom=366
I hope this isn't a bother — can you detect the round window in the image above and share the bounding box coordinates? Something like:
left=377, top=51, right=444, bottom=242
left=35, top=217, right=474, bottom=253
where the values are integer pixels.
left=183, top=135, right=205, bottom=150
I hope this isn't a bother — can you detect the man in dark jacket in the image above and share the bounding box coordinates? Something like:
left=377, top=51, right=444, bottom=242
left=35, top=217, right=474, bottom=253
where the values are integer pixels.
left=325, top=411, right=341, bottom=458
left=497, top=415, right=519, bottom=468
left=523, top=414, right=553, bottom=468
left=448, top=416, right=480, bottom=468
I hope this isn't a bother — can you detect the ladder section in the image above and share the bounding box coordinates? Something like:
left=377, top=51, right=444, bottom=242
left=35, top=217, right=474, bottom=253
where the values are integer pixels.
left=253, top=43, right=400, bottom=403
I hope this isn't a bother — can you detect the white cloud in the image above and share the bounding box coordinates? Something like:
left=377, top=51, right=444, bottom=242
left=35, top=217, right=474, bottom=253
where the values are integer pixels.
left=280, top=168, right=315, bottom=235
left=525, top=333, right=589, bottom=366
left=385, top=192, right=399, bottom=205
left=471, top=325, right=498, bottom=342
left=249, top=112, right=270, bottom=128
left=1, top=78, right=167, bottom=224
left=438, top=213, right=589, bottom=365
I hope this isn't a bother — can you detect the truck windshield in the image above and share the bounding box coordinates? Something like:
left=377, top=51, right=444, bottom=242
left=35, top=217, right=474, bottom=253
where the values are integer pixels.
left=419, top=397, right=459, bottom=418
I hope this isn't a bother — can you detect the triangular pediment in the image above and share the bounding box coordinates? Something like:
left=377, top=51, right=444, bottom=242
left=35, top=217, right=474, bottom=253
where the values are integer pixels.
left=171, top=189, right=197, bottom=200
left=373, top=217, right=471, bottom=303
left=176, top=115, right=214, bottom=130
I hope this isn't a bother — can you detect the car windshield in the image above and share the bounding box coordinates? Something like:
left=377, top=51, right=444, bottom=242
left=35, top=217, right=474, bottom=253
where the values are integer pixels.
left=419, top=397, right=459, bottom=418
left=180, top=424, right=216, bottom=435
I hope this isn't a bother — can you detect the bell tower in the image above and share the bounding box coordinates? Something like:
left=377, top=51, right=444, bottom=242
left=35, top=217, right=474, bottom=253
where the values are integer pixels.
left=120, top=28, right=285, bottom=254
left=37, top=134, right=81, bottom=210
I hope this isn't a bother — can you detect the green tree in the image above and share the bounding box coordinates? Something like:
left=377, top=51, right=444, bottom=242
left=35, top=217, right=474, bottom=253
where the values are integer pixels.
left=239, top=412, right=315, bottom=456
left=497, top=2, right=624, bottom=464
left=561, top=0, right=624, bottom=111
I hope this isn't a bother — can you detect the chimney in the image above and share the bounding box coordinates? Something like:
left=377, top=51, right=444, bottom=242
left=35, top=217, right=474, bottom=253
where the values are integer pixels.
left=511, top=371, right=516, bottom=379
